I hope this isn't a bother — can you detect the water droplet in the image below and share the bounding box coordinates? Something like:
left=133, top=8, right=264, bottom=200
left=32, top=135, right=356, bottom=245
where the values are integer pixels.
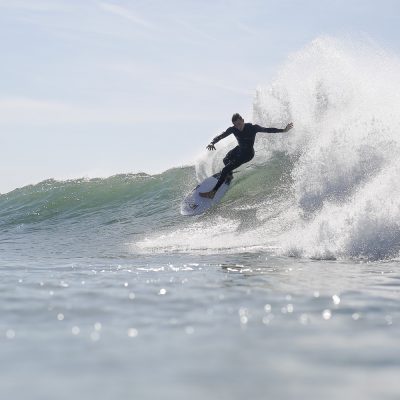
left=159, top=288, right=167, bottom=295
left=262, top=316, right=270, bottom=324
left=72, top=326, right=80, bottom=335
left=128, top=292, right=135, bottom=300
left=262, top=314, right=274, bottom=325
left=57, top=313, right=64, bottom=321
left=299, top=314, right=309, bottom=325
left=264, top=304, right=271, bottom=313
left=332, top=294, right=341, bottom=305
left=6, top=329, right=15, bottom=339
left=185, top=326, right=194, bottom=335
left=90, top=331, right=100, bottom=341
left=238, top=307, right=248, bottom=316
left=128, top=328, right=138, bottom=338
left=352, top=313, right=360, bottom=321
left=322, top=309, right=332, bottom=320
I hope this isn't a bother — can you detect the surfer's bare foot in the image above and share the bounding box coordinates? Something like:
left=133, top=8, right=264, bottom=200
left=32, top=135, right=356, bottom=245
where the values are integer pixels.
left=199, top=190, right=216, bottom=199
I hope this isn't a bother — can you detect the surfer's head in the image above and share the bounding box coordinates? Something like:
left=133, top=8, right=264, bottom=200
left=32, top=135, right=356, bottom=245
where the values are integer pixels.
left=232, top=113, right=245, bottom=131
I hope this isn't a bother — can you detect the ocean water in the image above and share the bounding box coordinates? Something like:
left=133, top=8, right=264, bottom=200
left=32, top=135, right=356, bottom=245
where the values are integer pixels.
left=2, top=37, right=400, bottom=399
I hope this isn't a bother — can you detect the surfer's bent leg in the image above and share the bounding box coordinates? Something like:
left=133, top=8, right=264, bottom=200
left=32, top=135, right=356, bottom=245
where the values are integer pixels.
left=223, top=146, right=240, bottom=166
left=199, top=148, right=253, bottom=199
left=212, top=149, right=254, bottom=192
left=212, top=159, right=243, bottom=192
left=199, top=159, right=243, bottom=199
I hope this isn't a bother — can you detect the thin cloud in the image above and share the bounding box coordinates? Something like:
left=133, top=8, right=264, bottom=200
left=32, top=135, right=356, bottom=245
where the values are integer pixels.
left=181, top=73, right=252, bottom=96
left=99, top=2, right=154, bottom=29
left=0, top=97, right=207, bottom=125
left=0, top=0, right=65, bottom=11
left=172, top=18, right=220, bottom=44
left=0, top=97, right=81, bottom=125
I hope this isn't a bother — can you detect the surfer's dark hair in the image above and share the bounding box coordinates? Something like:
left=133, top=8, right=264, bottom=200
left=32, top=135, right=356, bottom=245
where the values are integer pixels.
left=231, top=113, right=242, bottom=123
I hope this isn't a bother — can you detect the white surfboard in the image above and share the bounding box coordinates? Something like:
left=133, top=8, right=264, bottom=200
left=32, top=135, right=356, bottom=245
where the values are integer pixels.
left=180, top=173, right=233, bottom=216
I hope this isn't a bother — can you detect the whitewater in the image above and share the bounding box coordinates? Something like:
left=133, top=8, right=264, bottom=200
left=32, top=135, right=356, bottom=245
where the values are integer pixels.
left=1, top=37, right=400, bottom=400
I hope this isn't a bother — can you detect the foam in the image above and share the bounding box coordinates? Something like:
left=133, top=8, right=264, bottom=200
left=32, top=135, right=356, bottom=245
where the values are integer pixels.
left=255, top=36, right=400, bottom=260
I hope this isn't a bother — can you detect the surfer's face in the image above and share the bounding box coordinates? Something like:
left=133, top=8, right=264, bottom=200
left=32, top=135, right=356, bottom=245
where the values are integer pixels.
left=233, top=118, right=245, bottom=131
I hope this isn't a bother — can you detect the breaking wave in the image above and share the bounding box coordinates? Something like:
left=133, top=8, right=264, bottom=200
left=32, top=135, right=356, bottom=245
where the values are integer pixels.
left=3, top=36, right=400, bottom=261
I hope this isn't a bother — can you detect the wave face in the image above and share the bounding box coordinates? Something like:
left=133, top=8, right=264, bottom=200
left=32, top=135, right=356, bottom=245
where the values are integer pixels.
left=3, top=36, right=400, bottom=261
left=0, top=169, right=196, bottom=259
left=0, top=171, right=187, bottom=228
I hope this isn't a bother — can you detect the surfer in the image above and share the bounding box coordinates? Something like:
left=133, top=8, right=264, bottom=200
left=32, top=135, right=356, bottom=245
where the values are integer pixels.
left=199, top=113, right=293, bottom=199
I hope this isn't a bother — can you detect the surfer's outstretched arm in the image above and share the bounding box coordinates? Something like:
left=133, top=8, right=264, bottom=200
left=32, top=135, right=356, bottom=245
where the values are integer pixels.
left=206, top=128, right=234, bottom=150
left=255, top=122, right=293, bottom=133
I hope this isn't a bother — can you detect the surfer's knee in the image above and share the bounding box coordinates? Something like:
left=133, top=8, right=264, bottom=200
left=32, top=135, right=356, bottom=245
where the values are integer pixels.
left=221, top=164, right=233, bottom=177
left=223, top=154, right=232, bottom=165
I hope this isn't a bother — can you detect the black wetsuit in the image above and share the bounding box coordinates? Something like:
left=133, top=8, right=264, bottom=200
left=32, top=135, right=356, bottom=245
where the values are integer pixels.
left=210, top=123, right=285, bottom=192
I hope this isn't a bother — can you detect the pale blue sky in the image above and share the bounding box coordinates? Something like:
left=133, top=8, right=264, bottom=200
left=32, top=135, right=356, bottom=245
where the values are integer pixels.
left=1, top=0, right=399, bottom=193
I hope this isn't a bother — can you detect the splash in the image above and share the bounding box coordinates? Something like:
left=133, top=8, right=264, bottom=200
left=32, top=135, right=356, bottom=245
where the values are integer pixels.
left=253, top=36, right=400, bottom=260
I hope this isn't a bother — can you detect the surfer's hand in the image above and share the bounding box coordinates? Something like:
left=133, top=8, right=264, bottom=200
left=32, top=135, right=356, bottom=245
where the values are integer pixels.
left=206, top=144, right=216, bottom=151
left=284, top=122, right=293, bottom=132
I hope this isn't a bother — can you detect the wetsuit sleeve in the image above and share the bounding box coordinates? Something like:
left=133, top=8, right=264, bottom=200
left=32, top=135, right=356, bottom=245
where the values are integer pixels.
left=210, top=127, right=233, bottom=144
left=253, top=124, right=285, bottom=133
